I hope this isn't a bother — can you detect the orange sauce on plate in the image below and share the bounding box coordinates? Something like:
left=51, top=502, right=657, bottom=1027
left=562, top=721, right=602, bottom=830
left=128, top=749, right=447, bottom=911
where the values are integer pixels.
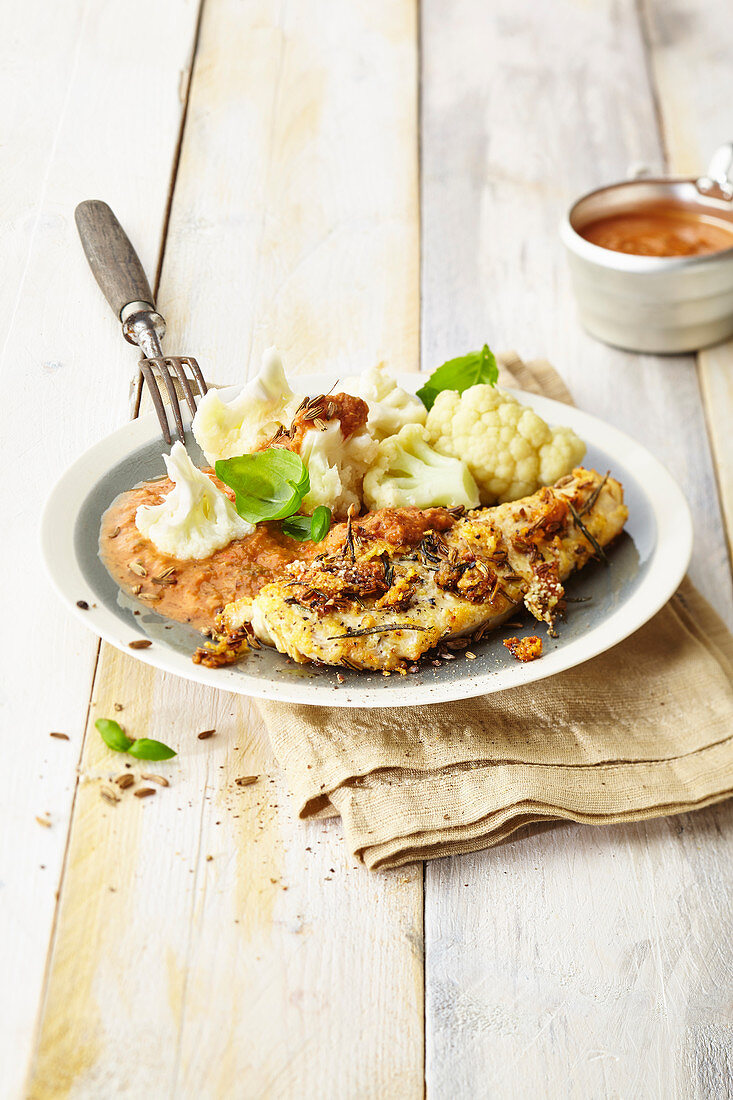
left=100, top=473, right=455, bottom=633
left=580, top=203, right=733, bottom=257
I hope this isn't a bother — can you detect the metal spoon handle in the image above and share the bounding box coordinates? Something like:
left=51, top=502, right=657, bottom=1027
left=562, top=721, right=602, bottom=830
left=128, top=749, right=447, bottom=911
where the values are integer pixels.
left=697, top=142, right=733, bottom=201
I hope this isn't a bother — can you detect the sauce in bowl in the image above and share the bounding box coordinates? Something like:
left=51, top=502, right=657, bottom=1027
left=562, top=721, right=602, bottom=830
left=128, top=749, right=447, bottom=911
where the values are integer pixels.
left=579, top=202, right=733, bottom=258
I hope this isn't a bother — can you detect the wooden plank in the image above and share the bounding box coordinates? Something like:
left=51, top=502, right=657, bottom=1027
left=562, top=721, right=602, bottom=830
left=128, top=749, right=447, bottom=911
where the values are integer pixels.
left=0, top=2, right=200, bottom=1096
left=421, top=0, right=732, bottom=630
left=29, top=2, right=424, bottom=1097
left=640, top=0, right=733, bottom=560
left=420, top=1, right=733, bottom=1096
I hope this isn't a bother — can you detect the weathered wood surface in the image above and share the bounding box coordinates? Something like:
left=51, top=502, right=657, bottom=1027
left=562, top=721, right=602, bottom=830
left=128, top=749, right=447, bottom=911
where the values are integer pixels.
left=421, top=0, right=733, bottom=1096
left=5, top=0, right=733, bottom=1096
left=27, top=2, right=424, bottom=1097
left=642, top=0, right=733, bottom=566
left=0, top=2, right=200, bottom=1096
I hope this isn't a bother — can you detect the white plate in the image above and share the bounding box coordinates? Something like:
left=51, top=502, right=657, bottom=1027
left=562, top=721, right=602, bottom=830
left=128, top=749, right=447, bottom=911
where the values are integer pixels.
left=42, top=374, right=692, bottom=707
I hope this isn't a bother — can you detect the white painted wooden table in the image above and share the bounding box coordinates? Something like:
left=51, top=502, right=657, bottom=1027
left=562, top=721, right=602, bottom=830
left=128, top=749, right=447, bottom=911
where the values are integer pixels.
left=3, top=2, right=733, bottom=1096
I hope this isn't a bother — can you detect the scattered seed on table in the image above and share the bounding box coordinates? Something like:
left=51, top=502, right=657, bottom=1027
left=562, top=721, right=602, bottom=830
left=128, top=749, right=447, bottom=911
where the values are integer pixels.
left=141, top=773, right=169, bottom=787
left=134, top=787, right=156, bottom=799
left=114, top=703, right=123, bottom=712
left=49, top=731, right=69, bottom=740
left=76, top=600, right=89, bottom=610
left=128, top=639, right=152, bottom=650
left=36, top=815, right=51, bottom=827
left=100, top=787, right=119, bottom=805
left=235, top=776, right=259, bottom=787
left=115, top=773, right=135, bottom=789
left=197, top=729, right=216, bottom=740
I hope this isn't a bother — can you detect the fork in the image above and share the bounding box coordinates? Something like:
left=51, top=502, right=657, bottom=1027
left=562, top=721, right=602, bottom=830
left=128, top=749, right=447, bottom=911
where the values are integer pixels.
left=75, top=199, right=208, bottom=444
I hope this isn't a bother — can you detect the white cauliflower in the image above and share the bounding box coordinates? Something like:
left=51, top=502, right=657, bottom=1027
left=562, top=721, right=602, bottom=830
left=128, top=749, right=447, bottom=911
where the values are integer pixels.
left=192, top=347, right=303, bottom=464
left=363, top=423, right=480, bottom=511
left=299, top=421, right=378, bottom=517
left=135, top=443, right=254, bottom=559
left=340, top=363, right=427, bottom=440
left=425, top=384, right=586, bottom=504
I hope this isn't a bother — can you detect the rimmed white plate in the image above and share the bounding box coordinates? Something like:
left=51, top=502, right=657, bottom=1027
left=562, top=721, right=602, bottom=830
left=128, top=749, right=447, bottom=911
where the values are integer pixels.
left=42, top=373, right=692, bottom=707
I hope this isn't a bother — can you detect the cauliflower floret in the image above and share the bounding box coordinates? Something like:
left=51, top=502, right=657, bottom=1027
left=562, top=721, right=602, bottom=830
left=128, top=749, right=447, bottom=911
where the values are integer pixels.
left=425, top=384, right=585, bottom=504
left=192, top=347, right=303, bottom=464
left=299, top=421, right=378, bottom=517
left=340, top=363, right=427, bottom=440
left=363, top=423, right=480, bottom=511
left=135, top=443, right=254, bottom=559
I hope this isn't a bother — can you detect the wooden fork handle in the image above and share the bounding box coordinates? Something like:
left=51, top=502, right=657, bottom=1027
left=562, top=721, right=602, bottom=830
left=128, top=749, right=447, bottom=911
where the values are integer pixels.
left=75, top=200, right=156, bottom=320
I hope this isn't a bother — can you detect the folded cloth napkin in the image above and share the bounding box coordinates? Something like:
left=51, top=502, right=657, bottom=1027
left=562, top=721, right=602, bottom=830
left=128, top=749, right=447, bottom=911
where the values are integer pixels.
left=257, top=354, right=733, bottom=870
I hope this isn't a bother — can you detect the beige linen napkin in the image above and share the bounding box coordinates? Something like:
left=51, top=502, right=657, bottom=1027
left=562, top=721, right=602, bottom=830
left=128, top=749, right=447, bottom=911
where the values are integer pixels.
left=257, top=355, right=733, bottom=870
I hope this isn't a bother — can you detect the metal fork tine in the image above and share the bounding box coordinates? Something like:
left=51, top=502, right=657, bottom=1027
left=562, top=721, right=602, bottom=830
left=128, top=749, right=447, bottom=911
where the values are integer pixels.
left=139, top=359, right=172, bottom=445
left=185, top=356, right=208, bottom=397
left=155, top=358, right=186, bottom=441
left=167, top=357, right=198, bottom=418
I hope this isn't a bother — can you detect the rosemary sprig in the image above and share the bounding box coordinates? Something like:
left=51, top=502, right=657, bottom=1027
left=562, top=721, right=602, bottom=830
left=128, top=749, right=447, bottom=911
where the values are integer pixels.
left=327, top=624, right=429, bottom=639
left=567, top=501, right=608, bottom=564
left=343, top=507, right=357, bottom=562
left=578, top=471, right=610, bottom=516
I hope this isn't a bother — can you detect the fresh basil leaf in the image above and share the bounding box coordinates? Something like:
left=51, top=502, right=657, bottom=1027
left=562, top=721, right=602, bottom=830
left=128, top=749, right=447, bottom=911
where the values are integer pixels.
left=95, top=718, right=133, bottom=753
left=280, top=514, right=313, bottom=540
left=128, top=738, right=177, bottom=761
left=416, top=344, right=499, bottom=411
left=280, top=505, right=332, bottom=543
left=215, top=449, right=310, bottom=523
left=310, top=505, right=332, bottom=542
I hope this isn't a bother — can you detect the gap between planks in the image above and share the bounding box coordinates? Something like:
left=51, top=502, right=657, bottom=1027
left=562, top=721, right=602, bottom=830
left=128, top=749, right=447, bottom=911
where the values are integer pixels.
left=27, top=0, right=208, bottom=1087
left=639, top=0, right=733, bottom=576
left=29, top=3, right=425, bottom=1096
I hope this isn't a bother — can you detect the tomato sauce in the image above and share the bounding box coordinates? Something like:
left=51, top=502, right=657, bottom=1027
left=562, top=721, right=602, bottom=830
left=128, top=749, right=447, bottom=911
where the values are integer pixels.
left=580, top=203, right=733, bottom=257
left=100, top=474, right=454, bottom=633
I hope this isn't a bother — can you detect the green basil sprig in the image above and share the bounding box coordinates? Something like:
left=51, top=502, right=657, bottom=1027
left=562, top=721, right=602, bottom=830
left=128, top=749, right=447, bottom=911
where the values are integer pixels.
left=215, top=449, right=310, bottom=524
left=95, top=718, right=176, bottom=761
left=416, top=343, right=499, bottom=411
left=280, top=505, right=332, bottom=542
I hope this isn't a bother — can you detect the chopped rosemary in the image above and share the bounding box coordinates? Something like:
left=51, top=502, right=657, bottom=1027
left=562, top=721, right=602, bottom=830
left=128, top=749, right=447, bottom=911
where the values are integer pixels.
left=567, top=501, right=608, bottom=564
left=327, top=623, right=429, bottom=639
left=343, top=508, right=357, bottom=562
left=578, top=471, right=610, bottom=516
